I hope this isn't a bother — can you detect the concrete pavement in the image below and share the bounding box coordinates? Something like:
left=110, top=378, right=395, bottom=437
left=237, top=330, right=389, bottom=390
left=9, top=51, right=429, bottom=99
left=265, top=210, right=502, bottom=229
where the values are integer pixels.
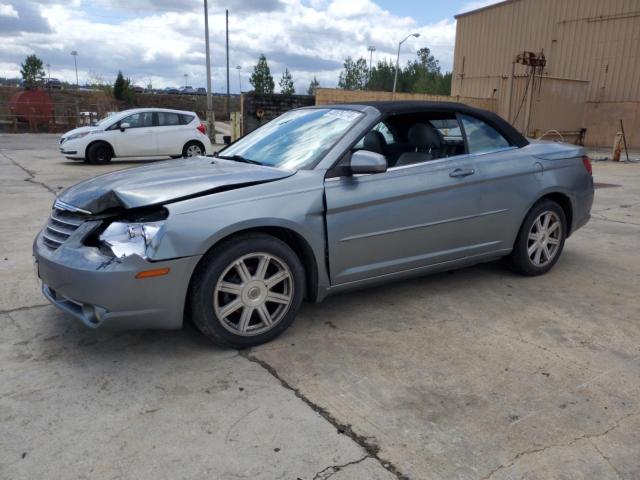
left=1, top=134, right=639, bottom=479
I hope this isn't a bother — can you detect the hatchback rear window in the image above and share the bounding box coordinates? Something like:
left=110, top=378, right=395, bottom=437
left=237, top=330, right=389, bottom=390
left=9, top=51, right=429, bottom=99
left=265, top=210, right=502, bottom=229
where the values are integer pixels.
left=158, top=112, right=180, bottom=126
left=179, top=114, right=195, bottom=125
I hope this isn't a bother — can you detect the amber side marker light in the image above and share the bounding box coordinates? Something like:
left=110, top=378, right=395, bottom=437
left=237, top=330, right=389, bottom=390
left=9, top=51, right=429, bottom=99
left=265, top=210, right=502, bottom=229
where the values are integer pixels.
left=135, top=268, right=170, bottom=279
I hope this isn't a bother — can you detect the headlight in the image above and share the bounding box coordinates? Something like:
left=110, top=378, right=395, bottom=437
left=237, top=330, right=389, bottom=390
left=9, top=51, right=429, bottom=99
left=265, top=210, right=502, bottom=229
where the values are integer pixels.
left=64, top=131, right=91, bottom=142
left=99, top=221, right=165, bottom=258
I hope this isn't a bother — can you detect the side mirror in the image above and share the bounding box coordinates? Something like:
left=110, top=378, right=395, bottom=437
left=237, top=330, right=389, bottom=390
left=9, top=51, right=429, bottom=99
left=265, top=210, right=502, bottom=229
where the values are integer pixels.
left=350, top=150, right=387, bottom=174
left=119, top=122, right=130, bottom=132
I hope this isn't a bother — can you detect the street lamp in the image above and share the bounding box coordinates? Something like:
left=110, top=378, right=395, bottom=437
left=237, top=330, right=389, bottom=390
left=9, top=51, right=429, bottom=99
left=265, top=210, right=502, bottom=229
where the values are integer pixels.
left=45, top=63, right=51, bottom=84
left=392, top=33, right=420, bottom=94
left=183, top=73, right=188, bottom=87
left=367, top=46, right=376, bottom=86
left=70, top=50, right=79, bottom=88
left=236, top=65, right=242, bottom=93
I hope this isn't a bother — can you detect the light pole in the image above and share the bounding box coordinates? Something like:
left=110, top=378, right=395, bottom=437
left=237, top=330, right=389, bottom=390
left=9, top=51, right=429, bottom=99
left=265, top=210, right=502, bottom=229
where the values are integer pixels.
left=236, top=65, right=242, bottom=93
left=392, top=33, right=420, bottom=94
left=45, top=63, right=51, bottom=84
left=70, top=50, right=79, bottom=88
left=184, top=73, right=188, bottom=87
left=204, top=0, right=215, bottom=141
left=367, top=46, right=376, bottom=86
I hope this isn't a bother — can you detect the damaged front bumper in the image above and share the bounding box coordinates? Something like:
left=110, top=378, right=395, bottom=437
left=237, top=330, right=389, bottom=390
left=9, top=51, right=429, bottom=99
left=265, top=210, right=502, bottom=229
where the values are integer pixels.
left=33, top=228, right=201, bottom=330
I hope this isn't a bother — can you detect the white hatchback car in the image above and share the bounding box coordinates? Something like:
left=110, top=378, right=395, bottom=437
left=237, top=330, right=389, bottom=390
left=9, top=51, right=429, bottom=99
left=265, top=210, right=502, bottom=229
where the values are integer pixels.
left=59, top=108, right=214, bottom=164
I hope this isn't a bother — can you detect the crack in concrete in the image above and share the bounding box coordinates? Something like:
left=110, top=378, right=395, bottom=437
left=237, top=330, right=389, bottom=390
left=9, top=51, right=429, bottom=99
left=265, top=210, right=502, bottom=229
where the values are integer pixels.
left=479, top=411, right=640, bottom=480
left=0, top=151, right=58, bottom=195
left=591, top=213, right=640, bottom=227
left=240, top=351, right=408, bottom=479
left=0, top=303, right=50, bottom=316
left=590, top=440, right=623, bottom=479
left=311, top=454, right=370, bottom=480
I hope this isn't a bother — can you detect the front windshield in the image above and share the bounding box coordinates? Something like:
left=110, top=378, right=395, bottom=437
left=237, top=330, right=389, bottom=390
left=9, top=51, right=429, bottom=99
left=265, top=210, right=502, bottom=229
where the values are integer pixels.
left=219, top=108, right=363, bottom=170
left=94, top=112, right=122, bottom=128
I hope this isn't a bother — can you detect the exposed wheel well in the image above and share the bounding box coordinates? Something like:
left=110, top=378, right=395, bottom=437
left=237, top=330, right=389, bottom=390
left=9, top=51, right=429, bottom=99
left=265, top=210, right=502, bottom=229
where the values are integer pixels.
left=540, top=192, right=573, bottom=236
left=85, top=140, right=114, bottom=159
left=190, top=227, right=319, bottom=302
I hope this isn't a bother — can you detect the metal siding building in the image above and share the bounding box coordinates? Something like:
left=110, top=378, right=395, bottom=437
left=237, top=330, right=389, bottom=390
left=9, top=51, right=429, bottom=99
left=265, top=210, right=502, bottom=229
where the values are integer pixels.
left=452, top=0, right=640, bottom=147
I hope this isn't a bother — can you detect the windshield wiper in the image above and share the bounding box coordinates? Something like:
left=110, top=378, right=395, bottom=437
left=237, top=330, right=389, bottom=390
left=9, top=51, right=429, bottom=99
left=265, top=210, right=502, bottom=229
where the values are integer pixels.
left=215, top=153, right=262, bottom=165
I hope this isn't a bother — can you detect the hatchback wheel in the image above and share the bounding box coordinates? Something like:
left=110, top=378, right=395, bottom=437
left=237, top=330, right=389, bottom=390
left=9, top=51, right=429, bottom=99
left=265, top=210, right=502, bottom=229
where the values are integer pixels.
left=183, top=141, right=204, bottom=157
left=190, top=234, right=305, bottom=348
left=87, top=142, right=112, bottom=164
left=509, top=199, right=567, bottom=276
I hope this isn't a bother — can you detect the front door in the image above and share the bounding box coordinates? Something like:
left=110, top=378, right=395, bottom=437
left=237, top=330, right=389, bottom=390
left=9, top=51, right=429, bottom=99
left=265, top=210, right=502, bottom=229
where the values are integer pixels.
left=113, top=111, right=157, bottom=156
left=324, top=154, right=495, bottom=286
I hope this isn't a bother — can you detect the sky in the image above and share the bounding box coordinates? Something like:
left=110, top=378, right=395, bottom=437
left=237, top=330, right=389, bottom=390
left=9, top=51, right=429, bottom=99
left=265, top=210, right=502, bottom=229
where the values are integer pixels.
left=0, top=0, right=501, bottom=94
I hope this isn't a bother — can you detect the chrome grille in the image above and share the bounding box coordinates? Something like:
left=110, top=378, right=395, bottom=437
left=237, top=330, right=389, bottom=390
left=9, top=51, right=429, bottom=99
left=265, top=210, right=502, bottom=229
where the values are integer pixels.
left=42, top=206, right=87, bottom=250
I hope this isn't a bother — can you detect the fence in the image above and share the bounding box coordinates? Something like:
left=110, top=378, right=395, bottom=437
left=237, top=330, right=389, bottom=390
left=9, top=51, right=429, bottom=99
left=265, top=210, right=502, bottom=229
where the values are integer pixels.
left=315, top=88, right=499, bottom=112
left=0, top=86, right=240, bottom=133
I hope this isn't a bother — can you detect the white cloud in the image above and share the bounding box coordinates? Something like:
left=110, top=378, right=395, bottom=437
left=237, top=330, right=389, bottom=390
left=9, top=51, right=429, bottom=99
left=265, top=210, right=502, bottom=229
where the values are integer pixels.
left=0, top=0, right=458, bottom=93
left=0, top=3, right=19, bottom=18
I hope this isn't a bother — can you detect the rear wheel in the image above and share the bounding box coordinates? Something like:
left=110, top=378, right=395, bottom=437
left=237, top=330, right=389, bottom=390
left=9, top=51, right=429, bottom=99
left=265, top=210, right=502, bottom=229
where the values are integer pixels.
left=182, top=141, right=204, bottom=157
left=86, top=142, right=112, bottom=164
left=509, top=199, right=567, bottom=276
left=189, top=234, right=305, bottom=348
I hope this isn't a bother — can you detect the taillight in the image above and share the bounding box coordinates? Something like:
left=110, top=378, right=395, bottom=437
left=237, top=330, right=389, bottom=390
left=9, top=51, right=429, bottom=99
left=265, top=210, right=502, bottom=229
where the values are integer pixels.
left=582, top=155, right=592, bottom=175
left=197, top=123, right=207, bottom=135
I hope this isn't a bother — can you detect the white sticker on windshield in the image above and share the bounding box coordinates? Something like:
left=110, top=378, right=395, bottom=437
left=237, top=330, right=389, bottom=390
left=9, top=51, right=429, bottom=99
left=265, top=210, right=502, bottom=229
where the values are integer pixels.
left=325, top=109, right=360, bottom=121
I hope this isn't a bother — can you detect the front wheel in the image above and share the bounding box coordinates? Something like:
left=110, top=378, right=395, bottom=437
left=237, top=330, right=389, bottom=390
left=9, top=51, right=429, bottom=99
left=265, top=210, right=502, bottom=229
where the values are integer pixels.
left=189, top=234, right=305, bottom=348
left=87, top=142, right=112, bottom=164
left=509, top=199, right=567, bottom=276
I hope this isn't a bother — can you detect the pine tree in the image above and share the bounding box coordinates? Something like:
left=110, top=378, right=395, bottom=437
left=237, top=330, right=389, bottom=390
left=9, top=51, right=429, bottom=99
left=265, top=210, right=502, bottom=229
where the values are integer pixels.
left=250, top=54, right=275, bottom=94
left=279, top=68, right=295, bottom=95
left=307, top=76, right=320, bottom=95
left=20, top=54, right=45, bottom=88
left=337, top=57, right=368, bottom=90
left=113, top=71, right=134, bottom=104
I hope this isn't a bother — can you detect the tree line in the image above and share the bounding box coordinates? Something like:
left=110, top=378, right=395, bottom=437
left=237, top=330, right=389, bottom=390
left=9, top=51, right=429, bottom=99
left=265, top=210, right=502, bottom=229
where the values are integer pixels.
left=17, top=49, right=451, bottom=98
left=250, top=47, right=451, bottom=96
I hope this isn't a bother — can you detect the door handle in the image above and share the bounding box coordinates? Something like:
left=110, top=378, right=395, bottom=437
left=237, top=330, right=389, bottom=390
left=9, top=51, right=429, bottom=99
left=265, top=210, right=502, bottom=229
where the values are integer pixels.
left=449, top=168, right=475, bottom=178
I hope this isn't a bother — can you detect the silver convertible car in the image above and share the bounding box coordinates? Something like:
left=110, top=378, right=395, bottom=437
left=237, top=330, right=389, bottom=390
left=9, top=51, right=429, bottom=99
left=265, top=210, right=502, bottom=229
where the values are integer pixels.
left=34, top=102, right=594, bottom=347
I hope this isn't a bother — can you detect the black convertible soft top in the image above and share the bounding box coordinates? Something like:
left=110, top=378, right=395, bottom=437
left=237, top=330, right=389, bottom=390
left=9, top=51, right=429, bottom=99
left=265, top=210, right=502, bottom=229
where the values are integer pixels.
left=342, top=101, right=529, bottom=148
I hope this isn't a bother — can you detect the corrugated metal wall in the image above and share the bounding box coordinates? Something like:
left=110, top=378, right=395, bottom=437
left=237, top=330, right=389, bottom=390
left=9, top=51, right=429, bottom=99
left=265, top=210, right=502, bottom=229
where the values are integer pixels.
left=452, top=0, right=640, bottom=102
left=451, top=0, right=640, bottom=146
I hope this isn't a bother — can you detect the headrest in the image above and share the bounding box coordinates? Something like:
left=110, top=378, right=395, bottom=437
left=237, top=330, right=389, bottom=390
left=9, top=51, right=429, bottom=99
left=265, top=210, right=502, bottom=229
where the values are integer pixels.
left=408, top=123, right=441, bottom=149
left=363, top=130, right=386, bottom=155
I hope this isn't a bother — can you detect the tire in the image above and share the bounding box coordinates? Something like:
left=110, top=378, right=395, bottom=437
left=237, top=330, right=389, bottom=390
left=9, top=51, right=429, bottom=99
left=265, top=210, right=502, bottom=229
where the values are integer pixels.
left=182, top=141, right=204, bottom=157
left=87, top=142, right=112, bottom=164
left=189, top=233, right=305, bottom=348
left=509, top=199, right=567, bottom=276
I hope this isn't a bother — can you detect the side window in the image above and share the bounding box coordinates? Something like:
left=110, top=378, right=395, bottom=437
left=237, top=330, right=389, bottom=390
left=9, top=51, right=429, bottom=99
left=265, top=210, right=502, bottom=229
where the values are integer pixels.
left=373, top=122, right=396, bottom=144
left=179, top=114, right=195, bottom=125
left=121, top=112, right=153, bottom=128
left=430, top=119, right=462, bottom=143
left=353, top=121, right=396, bottom=149
left=158, top=112, right=181, bottom=126
left=459, top=114, right=510, bottom=154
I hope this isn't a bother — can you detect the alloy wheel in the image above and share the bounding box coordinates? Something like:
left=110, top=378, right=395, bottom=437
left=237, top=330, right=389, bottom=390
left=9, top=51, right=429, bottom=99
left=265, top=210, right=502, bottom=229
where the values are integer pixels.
left=214, top=252, right=293, bottom=336
left=186, top=144, right=203, bottom=156
left=527, top=210, right=562, bottom=267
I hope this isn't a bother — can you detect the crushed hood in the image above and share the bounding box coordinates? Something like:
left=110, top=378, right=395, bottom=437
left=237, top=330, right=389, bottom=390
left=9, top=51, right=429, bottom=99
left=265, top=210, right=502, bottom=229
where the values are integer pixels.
left=58, top=157, right=294, bottom=214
